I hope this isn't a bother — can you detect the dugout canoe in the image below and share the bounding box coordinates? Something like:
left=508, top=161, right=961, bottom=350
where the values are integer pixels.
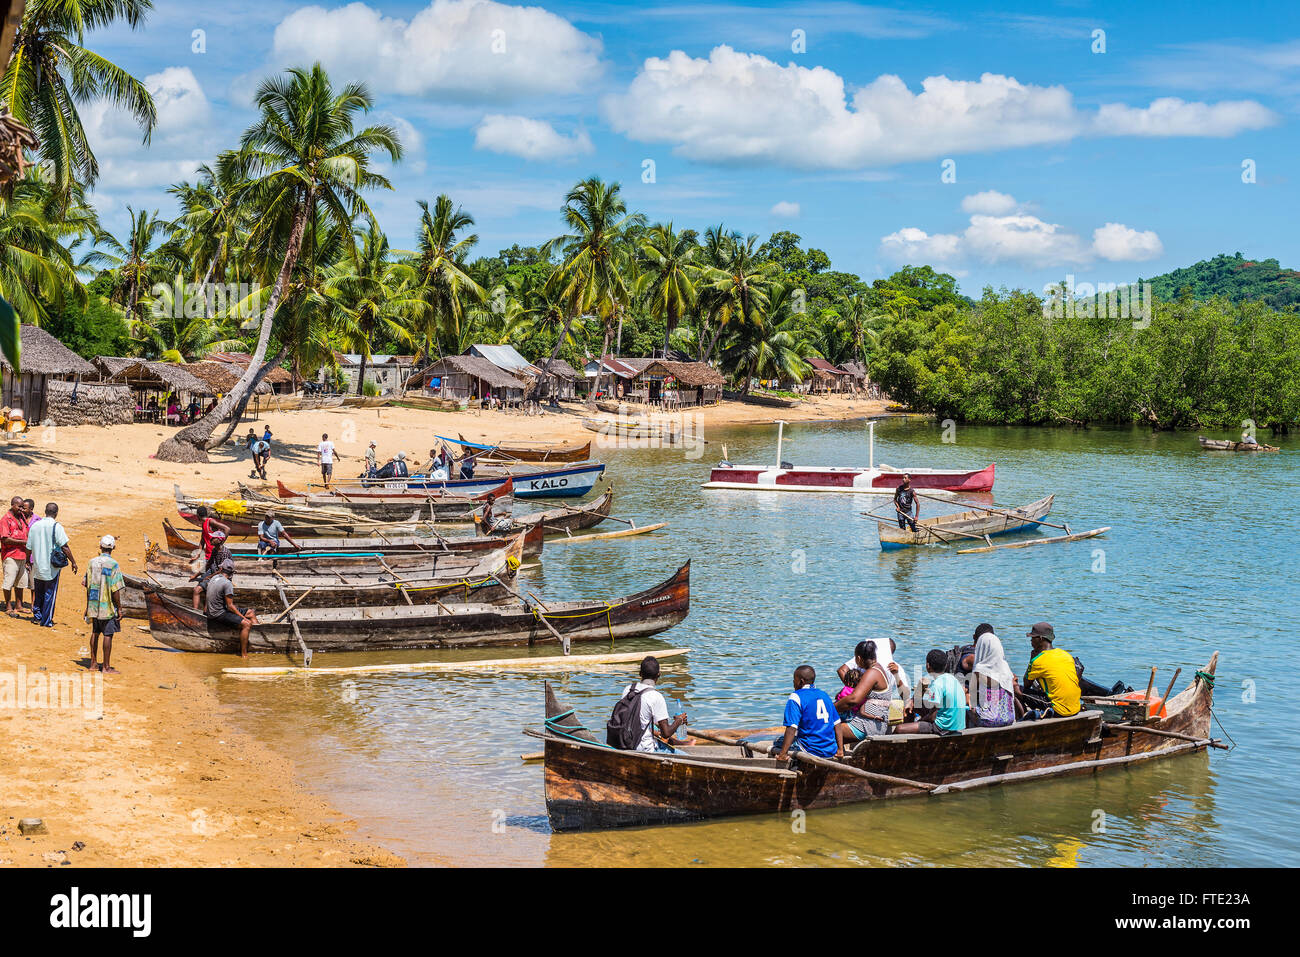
left=145, top=545, right=493, bottom=579
left=237, top=483, right=504, bottom=524
left=877, top=494, right=1055, bottom=549
left=312, top=462, right=607, bottom=499
left=515, top=486, right=613, bottom=535
left=162, top=515, right=545, bottom=558
left=144, top=560, right=691, bottom=654
left=123, top=537, right=523, bottom=618
left=275, top=477, right=514, bottom=502
left=540, top=654, right=1219, bottom=831
left=451, top=434, right=592, bottom=463
left=1198, top=436, right=1280, bottom=452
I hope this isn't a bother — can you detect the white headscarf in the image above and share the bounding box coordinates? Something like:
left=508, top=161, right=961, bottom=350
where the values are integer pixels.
left=973, top=632, right=1016, bottom=694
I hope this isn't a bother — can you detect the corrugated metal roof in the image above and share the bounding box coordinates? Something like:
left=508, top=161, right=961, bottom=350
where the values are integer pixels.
left=468, top=344, right=540, bottom=377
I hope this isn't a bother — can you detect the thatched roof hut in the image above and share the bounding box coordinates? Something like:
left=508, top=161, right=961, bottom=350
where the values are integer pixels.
left=638, top=359, right=726, bottom=388
left=94, top=357, right=211, bottom=395
left=627, top=358, right=726, bottom=406
left=2, top=325, right=96, bottom=422
left=407, top=354, right=528, bottom=402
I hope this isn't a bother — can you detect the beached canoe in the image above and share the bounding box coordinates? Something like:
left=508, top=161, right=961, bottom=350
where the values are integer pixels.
left=515, top=486, right=613, bottom=535
left=583, top=417, right=675, bottom=441
left=316, top=462, right=607, bottom=499
left=123, top=537, right=523, bottom=618
left=162, top=516, right=545, bottom=559
left=1198, top=436, right=1280, bottom=452
left=236, top=483, right=503, bottom=524
left=877, top=494, right=1054, bottom=549
left=540, top=654, right=1220, bottom=831
left=274, top=477, right=514, bottom=502
left=144, top=560, right=691, bottom=654
left=450, top=434, right=592, bottom=463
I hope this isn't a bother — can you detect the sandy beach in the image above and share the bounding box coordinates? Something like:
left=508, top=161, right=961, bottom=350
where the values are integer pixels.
left=0, top=394, right=891, bottom=867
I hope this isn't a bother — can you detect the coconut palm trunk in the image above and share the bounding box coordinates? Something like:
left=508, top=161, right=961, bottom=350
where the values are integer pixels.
left=157, top=200, right=308, bottom=462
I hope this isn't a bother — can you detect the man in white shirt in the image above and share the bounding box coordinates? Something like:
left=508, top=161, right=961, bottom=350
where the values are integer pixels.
left=839, top=637, right=911, bottom=701
left=623, top=656, right=688, bottom=752
left=317, top=433, right=342, bottom=487
left=26, top=502, right=77, bottom=627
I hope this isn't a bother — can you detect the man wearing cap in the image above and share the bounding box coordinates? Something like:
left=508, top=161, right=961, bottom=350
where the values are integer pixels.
left=256, top=510, right=297, bottom=556
left=893, top=474, right=919, bottom=532
left=83, top=535, right=125, bottom=673
left=364, top=440, right=378, bottom=477
left=205, top=559, right=259, bottom=657
left=190, top=530, right=233, bottom=609
left=1020, top=622, right=1081, bottom=718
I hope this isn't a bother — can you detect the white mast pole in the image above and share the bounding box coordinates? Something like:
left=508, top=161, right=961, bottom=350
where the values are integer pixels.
left=775, top=420, right=786, bottom=468
left=868, top=420, right=875, bottom=470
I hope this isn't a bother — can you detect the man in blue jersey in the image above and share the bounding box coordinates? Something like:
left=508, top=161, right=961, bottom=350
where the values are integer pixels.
left=771, top=665, right=841, bottom=760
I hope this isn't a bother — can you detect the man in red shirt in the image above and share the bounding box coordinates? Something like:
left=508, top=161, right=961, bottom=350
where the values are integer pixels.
left=194, top=506, right=231, bottom=562
left=1, top=496, right=30, bottom=617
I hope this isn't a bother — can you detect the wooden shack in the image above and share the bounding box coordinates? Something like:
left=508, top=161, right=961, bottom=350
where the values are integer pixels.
left=1, top=325, right=96, bottom=422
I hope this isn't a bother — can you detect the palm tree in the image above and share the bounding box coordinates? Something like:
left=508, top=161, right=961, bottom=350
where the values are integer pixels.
left=695, top=231, right=774, bottom=364
left=168, top=155, right=247, bottom=288
left=636, top=222, right=697, bottom=358
left=132, top=275, right=247, bottom=361
left=97, top=205, right=172, bottom=326
left=0, top=176, right=90, bottom=327
left=2, top=0, right=157, bottom=192
left=315, top=223, right=423, bottom=393
left=545, top=177, right=644, bottom=399
left=157, top=63, right=401, bottom=462
left=716, top=282, right=810, bottom=392
left=412, top=194, right=484, bottom=358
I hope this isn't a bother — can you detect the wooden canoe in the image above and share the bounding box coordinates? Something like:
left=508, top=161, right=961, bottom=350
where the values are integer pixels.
left=123, top=537, right=523, bottom=618
left=162, top=515, right=545, bottom=558
left=541, top=654, right=1219, bottom=831
left=514, top=486, right=613, bottom=535
left=455, top=434, right=592, bottom=463
left=583, top=417, right=673, bottom=440
left=237, top=482, right=503, bottom=524
left=275, top=477, right=514, bottom=502
left=145, top=545, right=494, bottom=579
left=1198, top=436, right=1280, bottom=452
left=877, top=494, right=1054, bottom=549
left=144, top=560, right=691, bottom=654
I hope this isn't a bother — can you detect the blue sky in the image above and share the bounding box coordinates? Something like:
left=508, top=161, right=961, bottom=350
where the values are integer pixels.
left=86, top=0, right=1300, bottom=296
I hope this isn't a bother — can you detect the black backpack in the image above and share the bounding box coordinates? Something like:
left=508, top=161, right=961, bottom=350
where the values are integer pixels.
left=945, top=644, right=975, bottom=674
left=606, top=683, right=648, bottom=749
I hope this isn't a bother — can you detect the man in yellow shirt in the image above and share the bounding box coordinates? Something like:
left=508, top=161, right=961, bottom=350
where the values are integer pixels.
left=1021, top=622, right=1081, bottom=718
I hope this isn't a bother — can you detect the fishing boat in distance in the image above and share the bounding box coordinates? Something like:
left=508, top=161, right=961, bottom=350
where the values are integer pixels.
left=1198, top=436, right=1280, bottom=452
left=539, top=654, right=1220, bottom=831
left=702, top=421, right=995, bottom=494
left=877, top=494, right=1054, bottom=549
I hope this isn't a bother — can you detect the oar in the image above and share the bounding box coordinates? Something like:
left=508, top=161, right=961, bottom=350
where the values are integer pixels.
left=272, top=586, right=316, bottom=623
left=684, top=727, right=937, bottom=791
left=489, top=574, right=570, bottom=654
left=274, top=582, right=312, bottom=667
left=1158, top=668, right=1181, bottom=711
left=1105, top=722, right=1228, bottom=749
left=913, top=490, right=1072, bottom=534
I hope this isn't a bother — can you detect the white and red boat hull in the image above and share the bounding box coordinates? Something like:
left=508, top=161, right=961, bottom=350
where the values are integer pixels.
left=703, top=463, right=995, bottom=494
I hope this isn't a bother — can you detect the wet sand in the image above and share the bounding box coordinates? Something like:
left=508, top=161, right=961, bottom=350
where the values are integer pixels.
left=0, top=394, right=890, bottom=867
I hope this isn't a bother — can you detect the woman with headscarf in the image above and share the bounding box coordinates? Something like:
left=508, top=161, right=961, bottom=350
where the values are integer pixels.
left=970, top=625, right=1020, bottom=727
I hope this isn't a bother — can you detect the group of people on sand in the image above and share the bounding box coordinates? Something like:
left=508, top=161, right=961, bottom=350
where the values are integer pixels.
left=611, top=623, right=1109, bottom=759
left=3, top=495, right=125, bottom=673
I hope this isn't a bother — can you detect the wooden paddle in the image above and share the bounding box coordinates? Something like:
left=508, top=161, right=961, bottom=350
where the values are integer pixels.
left=488, top=575, right=571, bottom=654
left=274, top=582, right=312, bottom=667
left=683, top=727, right=937, bottom=791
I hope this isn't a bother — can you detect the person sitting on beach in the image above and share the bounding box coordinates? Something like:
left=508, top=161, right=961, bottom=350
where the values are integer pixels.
left=894, top=475, right=919, bottom=532
left=83, top=535, right=125, bottom=674
left=894, top=650, right=968, bottom=735
left=194, top=506, right=231, bottom=562
left=772, top=665, right=841, bottom=760
left=165, top=399, right=180, bottom=424
left=205, top=559, right=258, bottom=658
left=970, top=628, right=1019, bottom=727
left=608, top=655, right=688, bottom=752
left=1019, top=622, right=1081, bottom=719
left=256, top=511, right=297, bottom=556
left=834, top=641, right=895, bottom=749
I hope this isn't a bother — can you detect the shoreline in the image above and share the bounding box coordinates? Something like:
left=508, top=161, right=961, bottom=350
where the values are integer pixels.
left=1, top=395, right=890, bottom=868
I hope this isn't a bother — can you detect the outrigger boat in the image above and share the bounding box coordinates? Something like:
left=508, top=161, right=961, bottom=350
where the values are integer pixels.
left=703, top=422, right=995, bottom=495
left=323, top=462, right=607, bottom=499
left=1198, top=436, right=1280, bottom=452
left=144, top=561, right=691, bottom=654
left=539, top=655, right=1221, bottom=831
left=161, top=516, right=545, bottom=558
left=123, top=537, right=524, bottom=617
left=274, top=477, right=513, bottom=502
left=877, top=494, right=1054, bottom=549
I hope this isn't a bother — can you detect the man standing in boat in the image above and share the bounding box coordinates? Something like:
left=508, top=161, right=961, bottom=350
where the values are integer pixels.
left=894, top=474, right=919, bottom=532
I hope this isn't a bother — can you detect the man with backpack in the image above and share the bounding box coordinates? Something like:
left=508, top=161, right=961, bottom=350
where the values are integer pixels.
left=26, top=502, right=76, bottom=627
left=607, top=656, right=688, bottom=752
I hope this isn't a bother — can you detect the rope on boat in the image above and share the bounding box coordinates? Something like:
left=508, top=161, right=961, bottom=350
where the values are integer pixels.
left=1194, top=671, right=1216, bottom=687
left=1193, top=669, right=1235, bottom=751
left=529, top=602, right=616, bottom=646
left=544, top=710, right=615, bottom=749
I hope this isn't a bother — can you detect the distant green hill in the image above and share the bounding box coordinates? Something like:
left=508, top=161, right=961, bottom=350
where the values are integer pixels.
left=1144, top=253, right=1300, bottom=310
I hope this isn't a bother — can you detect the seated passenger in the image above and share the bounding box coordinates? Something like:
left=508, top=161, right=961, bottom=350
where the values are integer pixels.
left=894, top=649, right=969, bottom=735
left=834, top=640, right=895, bottom=749
left=772, top=665, right=840, bottom=760
left=970, top=629, right=1019, bottom=727
left=1020, top=622, right=1081, bottom=719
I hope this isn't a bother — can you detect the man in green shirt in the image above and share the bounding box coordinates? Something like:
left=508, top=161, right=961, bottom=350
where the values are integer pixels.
left=83, top=535, right=125, bottom=673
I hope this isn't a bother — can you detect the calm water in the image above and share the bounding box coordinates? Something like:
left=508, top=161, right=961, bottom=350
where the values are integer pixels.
left=175, top=418, right=1299, bottom=866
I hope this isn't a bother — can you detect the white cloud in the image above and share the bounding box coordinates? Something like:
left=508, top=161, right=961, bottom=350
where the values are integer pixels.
left=473, top=115, right=593, bottom=161
left=603, top=45, right=1275, bottom=169
left=267, top=1, right=603, bottom=102
left=961, top=190, right=1018, bottom=215
left=1093, top=97, right=1276, bottom=137
left=881, top=195, right=1163, bottom=268
left=1092, top=222, right=1164, bottom=262
left=769, top=201, right=800, bottom=218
